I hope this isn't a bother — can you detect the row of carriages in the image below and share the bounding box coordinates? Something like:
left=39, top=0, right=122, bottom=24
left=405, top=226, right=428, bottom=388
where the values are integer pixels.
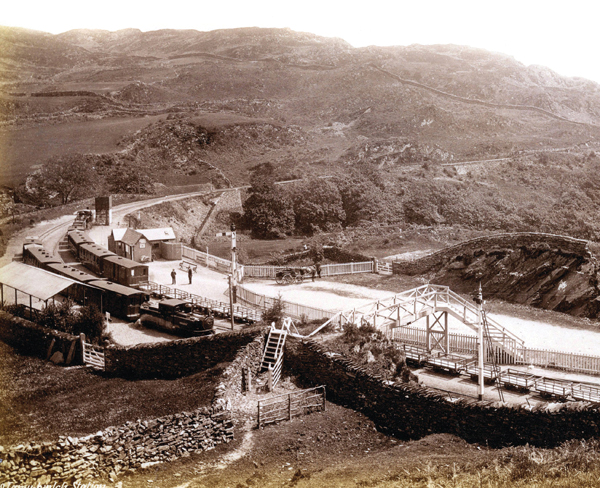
left=23, top=233, right=149, bottom=321
left=402, top=344, right=600, bottom=403
left=67, top=230, right=149, bottom=287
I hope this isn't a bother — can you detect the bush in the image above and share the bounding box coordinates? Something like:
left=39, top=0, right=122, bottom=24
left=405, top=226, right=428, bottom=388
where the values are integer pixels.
left=262, top=295, right=286, bottom=326
left=74, top=305, right=105, bottom=344
left=38, top=300, right=77, bottom=333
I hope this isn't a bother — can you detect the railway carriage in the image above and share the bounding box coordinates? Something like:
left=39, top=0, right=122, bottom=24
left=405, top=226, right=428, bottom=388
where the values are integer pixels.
left=67, top=229, right=94, bottom=255
left=88, top=279, right=147, bottom=320
left=102, top=255, right=149, bottom=287
left=46, top=263, right=105, bottom=308
left=22, top=244, right=61, bottom=269
left=79, top=243, right=116, bottom=275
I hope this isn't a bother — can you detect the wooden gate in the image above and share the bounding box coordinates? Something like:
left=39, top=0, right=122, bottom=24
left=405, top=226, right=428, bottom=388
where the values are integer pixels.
left=81, top=340, right=105, bottom=370
left=257, top=386, right=326, bottom=428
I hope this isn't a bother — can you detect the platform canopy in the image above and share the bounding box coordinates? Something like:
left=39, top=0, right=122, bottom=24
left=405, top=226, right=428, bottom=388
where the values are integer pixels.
left=0, top=261, right=82, bottom=301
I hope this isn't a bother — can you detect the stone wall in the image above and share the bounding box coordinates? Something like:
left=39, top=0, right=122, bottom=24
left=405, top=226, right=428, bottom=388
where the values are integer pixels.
left=0, top=403, right=233, bottom=485
left=285, top=338, right=600, bottom=448
left=104, top=326, right=265, bottom=379
left=393, top=232, right=590, bottom=275
left=0, top=311, right=82, bottom=364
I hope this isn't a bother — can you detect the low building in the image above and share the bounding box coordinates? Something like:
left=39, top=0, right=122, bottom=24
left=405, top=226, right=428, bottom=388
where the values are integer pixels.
left=137, top=228, right=177, bottom=260
left=107, top=228, right=151, bottom=263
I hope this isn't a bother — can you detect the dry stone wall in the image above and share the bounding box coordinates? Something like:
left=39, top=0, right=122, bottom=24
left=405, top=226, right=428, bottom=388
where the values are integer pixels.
left=104, top=326, right=265, bottom=378
left=285, top=338, right=600, bottom=448
left=0, top=404, right=233, bottom=485
left=0, top=311, right=82, bottom=364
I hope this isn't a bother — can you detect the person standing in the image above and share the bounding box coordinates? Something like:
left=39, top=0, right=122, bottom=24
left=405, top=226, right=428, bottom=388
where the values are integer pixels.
left=188, top=266, right=193, bottom=285
left=171, top=269, right=176, bottom=285
left=315, top=262, right=321, bottom=279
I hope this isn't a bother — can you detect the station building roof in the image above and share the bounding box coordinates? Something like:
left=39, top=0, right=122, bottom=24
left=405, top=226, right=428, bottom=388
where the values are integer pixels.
left=0, top=262, right=85, bottom=301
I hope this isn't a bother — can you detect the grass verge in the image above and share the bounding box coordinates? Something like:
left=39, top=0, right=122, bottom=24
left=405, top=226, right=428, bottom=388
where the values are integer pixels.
left=0, top=341, right=225, bottom=447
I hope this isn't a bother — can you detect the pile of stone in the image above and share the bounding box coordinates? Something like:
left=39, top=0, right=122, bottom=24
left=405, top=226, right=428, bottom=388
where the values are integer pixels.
left=0, top=407, right=232, bottom=485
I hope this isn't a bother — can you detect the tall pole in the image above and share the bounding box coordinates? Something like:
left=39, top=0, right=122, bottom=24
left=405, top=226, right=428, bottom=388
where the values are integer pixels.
left=229, top=275, right=234, bottom=330
left=475, top=282, right=484, bottom=401
left=229, top=223, right=237, bottom=330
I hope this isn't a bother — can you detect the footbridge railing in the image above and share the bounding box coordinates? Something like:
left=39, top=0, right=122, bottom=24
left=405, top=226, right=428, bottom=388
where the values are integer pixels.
left=302, top=284, right=524, bottom=362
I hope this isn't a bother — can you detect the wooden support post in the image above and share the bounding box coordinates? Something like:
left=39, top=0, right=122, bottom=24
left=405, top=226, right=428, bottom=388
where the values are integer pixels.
left=257, top=401, right=261, bottom=429
left=426, top=315, right=431, bottom=352
left=322, top=386, right=326, bottom=411
left=46, top=338, right=56, bottom=360
left=444, top=312, right=450, bottom=354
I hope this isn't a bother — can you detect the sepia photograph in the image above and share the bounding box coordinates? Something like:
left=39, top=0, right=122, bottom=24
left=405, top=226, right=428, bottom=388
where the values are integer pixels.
left=1, top=1, right=600, bottom=486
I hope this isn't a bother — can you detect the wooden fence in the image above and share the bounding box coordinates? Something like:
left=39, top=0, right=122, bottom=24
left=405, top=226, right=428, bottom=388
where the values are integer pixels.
left=392, top=327, right=600, bottom=375
left=257, top=386, right=326, bottom=428
left=516, top=348, right=600, bottom=376
left=236, top=285, right=336, bottom=321
left=139, top=281, right=262, bottom=323
left=182, top=246, right=232, bottom=274
left=392, top=326, right=478, bottom=355
left=182, top=245, right=375, bottom=279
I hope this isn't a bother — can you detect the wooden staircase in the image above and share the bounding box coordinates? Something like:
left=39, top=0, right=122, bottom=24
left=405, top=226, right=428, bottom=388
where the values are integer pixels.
left=260, top=326, right=287, bottom=388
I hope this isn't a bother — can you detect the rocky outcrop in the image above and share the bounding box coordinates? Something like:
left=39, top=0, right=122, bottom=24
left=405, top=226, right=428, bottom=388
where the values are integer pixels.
left=393, top=233, right=600, bottom=319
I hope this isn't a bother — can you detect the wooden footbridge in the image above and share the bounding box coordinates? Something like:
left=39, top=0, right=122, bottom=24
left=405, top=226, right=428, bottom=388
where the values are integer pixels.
left=303, top=284, right=525, bottom=363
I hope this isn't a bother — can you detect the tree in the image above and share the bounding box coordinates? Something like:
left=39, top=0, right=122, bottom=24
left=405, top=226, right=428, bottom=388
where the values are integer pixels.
left=290, top=178, right=345, bottom=235
left=108, top=168, right=154, bottom=194
left=242, top=165, right=295, bottom=238
left=243, top=188, right=295, bottom=238
left=28, top=154, right=97, bottom=205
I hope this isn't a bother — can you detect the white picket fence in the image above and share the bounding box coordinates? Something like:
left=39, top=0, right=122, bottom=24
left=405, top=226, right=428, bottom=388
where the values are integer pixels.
left=182, top=244, right=375, bottom=279
left=516, top=348, right=600, bottom=376
left=236, top=285, right=336, bottom=321
left=393, top=326, right=600, bottom=375
left=182, top=246, right=232, bottom=274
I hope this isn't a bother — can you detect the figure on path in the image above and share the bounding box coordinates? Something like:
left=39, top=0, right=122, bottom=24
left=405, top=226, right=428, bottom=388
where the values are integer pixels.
left=171, top=269, right=176, bottom=285
left=188, top=267, right=193, bottom=285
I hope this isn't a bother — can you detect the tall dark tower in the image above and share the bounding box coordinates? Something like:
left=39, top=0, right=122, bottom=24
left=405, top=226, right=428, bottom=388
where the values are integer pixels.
left=95, top=196, right=112, bottom=225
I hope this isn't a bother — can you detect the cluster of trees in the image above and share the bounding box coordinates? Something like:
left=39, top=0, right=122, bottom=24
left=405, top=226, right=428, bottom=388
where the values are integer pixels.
left=241, top=164, right=396, bottom=238
left=20, top=152, right=156, bottom=208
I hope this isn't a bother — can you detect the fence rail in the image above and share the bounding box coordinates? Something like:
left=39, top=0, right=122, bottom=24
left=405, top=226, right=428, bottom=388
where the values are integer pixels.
left=257, top=386, right=326, bottom=428
left=182, top=246, right=232, bottom=274
left=516, top=348, right=600, bottom=376
left=392, top=326, right=478, bottom=355
left=139, top=281, right=262, bottom=323
left=392, top=326, right=600, bottom=375
left=182, top=245, right=375, bottom=279
left=236, top=285, right=336, bottom=321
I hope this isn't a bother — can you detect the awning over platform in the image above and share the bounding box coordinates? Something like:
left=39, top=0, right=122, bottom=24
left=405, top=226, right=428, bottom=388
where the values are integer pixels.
left=0, top=261, right=82, bottom=301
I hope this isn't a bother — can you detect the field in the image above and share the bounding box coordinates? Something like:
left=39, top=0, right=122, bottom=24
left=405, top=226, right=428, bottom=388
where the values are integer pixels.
left=0, top=115, right=165, bottom=185
left=0, top=341, right=222, bottom=447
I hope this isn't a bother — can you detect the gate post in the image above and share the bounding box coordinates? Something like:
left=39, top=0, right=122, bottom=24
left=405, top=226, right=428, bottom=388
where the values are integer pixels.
left=79, top=333, right=86, bottom=363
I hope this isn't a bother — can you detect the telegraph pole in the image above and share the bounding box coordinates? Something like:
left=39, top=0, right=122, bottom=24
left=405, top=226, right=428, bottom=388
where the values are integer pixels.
left=475, top=282, right=484, bottom=401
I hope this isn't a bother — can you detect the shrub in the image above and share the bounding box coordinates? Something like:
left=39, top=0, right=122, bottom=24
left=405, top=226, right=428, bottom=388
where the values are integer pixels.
left=262, top=295, right=285, bottom=326
left=38, top=300, right=77, bottom=334
left=74, top=305, right=105, bottom=343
